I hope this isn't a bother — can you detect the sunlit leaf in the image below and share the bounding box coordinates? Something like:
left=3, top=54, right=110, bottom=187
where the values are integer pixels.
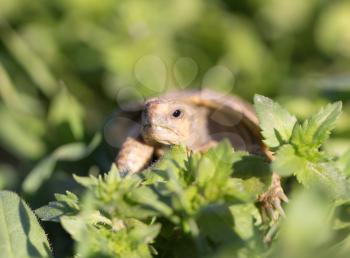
left=254, top=95, right=297, bottom=148
left=49, top=86, right=85, bottom=139
left=336, top=149, right=350, bottom=177
left=276, top=189, right=333, bottom=258
left=0, top=191, right=52, bottom=258
left=2, top=24, right=58, bottom=97
left=291, top=102, right=342, bottom=151
left=0, top=105, right=46, bottom=159
left=35, top=202, right=68, bottom=222
left=22, top=134, right=101, bottom=194
left=22, top=156, right=56, bottom=194
left=272, top=144, right=307, bottom=177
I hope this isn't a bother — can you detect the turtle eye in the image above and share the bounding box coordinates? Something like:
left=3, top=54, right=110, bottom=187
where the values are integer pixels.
left=172, top=109, right=183, bottom=118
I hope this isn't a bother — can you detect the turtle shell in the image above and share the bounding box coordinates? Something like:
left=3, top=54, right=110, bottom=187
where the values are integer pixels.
left=104, top=89, right=270, bottom=159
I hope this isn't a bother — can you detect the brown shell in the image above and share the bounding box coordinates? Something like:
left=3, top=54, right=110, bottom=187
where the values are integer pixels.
left=105, top=89, right=270, bottom=159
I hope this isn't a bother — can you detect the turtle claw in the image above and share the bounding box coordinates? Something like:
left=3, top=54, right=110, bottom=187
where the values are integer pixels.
left=259, top=174, right=288, bottom=222
left=273, top=198, right=286, bottom=218
left=277, top=190, right=289, bottom=203
left=265, top=205, right=277, bottom=221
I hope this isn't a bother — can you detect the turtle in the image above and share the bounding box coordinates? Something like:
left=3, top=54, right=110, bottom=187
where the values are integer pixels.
left=110, top=89, right=288, bottom=219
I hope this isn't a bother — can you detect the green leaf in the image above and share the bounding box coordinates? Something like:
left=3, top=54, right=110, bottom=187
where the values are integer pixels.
left=192, top=140, right=235, bottom=201
left=224, top=152, right=272, bottom=201
left=229, top=203, right=261, bottom=240
left=291, top=102, right=342, bottom=150
left=254, top=94, right=297, bottom=148
left=74, top=220, right=158, bottom=258
left=0, top=62, right=38, bottom=114
left=60, top=215, right=86, bottom=241
left=277, top=189, right=333, bottom=255
left=273, top=145, right=349, bottom=199
left=22, top=133, right=101, bottom=194
left=35, top=202, right=67, bottom=222
left=2, top=25, right=58, bottom=97
left=295, top=162, right=349, bottom=199
left=196, top=140, right=234, bottom=185
left=143, top=145, right=188, bottom=183
left=130, top=186, right=173, bottom=217
left=54, top=191, right=80, bottom=211
left=225, top=178, right=266, bottom=203
left=48, top=86, right=85, bottom=139
left=72, top=174, right=98, bottom=188
left=52, top=133, right=101, bottom=161
left=336, top=149, right=350, bottom=177
left=197, top=204, right=242, bottom=245
left=196, top=156, right=216, bottom=188
left=153, top=145, right=188, bottom=172
left=36, top=191, right=80, bottom=222
left=0, top=105, right=46, bottom=159
left=232, top=153, right=272, bottom=186
left=22, top=156, right=57, bottom=195
left=0, top=191, right=52, bottom=258
left=272, top=144, right=307, bottom=177
left=332, top=200, right=350, bottom=230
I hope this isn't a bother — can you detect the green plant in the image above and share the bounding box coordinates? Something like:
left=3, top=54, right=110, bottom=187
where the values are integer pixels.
left=1, top=95, right=350, bottom=258
left=0, top=191, right=52, bottom=258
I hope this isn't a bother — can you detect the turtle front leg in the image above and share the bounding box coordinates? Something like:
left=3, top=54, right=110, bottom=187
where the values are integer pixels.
left=258, top=173, right=288, bottom=221
left=116, top=137, right=154, bottom=176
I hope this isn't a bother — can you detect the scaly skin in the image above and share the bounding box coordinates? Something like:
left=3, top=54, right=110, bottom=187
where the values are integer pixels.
left=115, top=90, right=288, bottom=220
left=116, top=137, right=154, bottom=176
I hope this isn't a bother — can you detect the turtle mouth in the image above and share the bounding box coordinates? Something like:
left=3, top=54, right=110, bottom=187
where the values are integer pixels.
left=142, top=124, right=182, bottom=145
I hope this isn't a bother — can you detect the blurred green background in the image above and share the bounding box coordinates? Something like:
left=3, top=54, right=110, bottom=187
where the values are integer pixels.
left=0, top=0, right=350, bottom=256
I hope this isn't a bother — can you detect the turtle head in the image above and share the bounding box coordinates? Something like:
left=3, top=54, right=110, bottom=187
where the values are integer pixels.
left=141, top=98, right=196, bottom=145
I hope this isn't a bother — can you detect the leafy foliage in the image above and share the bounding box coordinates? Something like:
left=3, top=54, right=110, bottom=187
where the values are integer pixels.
left=22, top=133, right=101, bottom=194
left=254, top=95, right=297, bottom=149
left=255, top=95, right=350, bottom=200
left=0, top=191, right=52, bottom=258
left=0, top=94, right=349, bottom=257
left=0, top=0, right=349, bottom=256
left=291, top=102, right=342, bottom=160
left=36, top=141, right=270, bottom=257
